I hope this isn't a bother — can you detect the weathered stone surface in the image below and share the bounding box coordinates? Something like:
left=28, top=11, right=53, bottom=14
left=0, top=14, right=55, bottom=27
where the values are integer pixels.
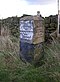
left=20, top=15, right=44, bottom=44
left=20, top=15, right=44, bottom=64
left=20, top=41, right=44, bottom=64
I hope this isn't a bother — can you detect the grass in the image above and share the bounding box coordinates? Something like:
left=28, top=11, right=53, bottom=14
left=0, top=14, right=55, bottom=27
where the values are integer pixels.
left=0, top=36, right=60, bottom=82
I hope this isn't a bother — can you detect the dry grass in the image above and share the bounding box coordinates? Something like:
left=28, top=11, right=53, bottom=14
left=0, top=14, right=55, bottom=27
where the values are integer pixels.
left=0, top=35, right=19, bottom=53
left=0, top=35, right=20, bottom=69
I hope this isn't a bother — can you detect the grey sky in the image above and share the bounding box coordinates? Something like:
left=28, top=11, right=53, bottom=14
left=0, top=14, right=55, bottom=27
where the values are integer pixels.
left=25, top=0, right=55, bottom=5
left=0, top=0, right=58, bottom=19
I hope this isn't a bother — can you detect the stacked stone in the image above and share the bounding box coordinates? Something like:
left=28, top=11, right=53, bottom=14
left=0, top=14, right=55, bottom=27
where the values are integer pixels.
left=45, top=15, right=57, bottom=42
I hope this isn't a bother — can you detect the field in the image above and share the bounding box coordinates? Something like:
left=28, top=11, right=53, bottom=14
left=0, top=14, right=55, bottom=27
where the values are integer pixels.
left=0, top=35, right=60, bottom=82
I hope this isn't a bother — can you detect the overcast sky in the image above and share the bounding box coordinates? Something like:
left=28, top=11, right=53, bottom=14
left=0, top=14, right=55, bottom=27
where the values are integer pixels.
left=0, top=0, right=59, bottom=19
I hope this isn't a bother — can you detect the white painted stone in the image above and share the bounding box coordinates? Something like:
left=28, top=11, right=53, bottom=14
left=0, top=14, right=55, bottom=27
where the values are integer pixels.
left=20, top=20, right=33, bottom=41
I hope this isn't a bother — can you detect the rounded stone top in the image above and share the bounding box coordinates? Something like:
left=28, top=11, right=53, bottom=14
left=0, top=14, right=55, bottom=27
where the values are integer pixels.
left=37, top=11, right=40, bottom=16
